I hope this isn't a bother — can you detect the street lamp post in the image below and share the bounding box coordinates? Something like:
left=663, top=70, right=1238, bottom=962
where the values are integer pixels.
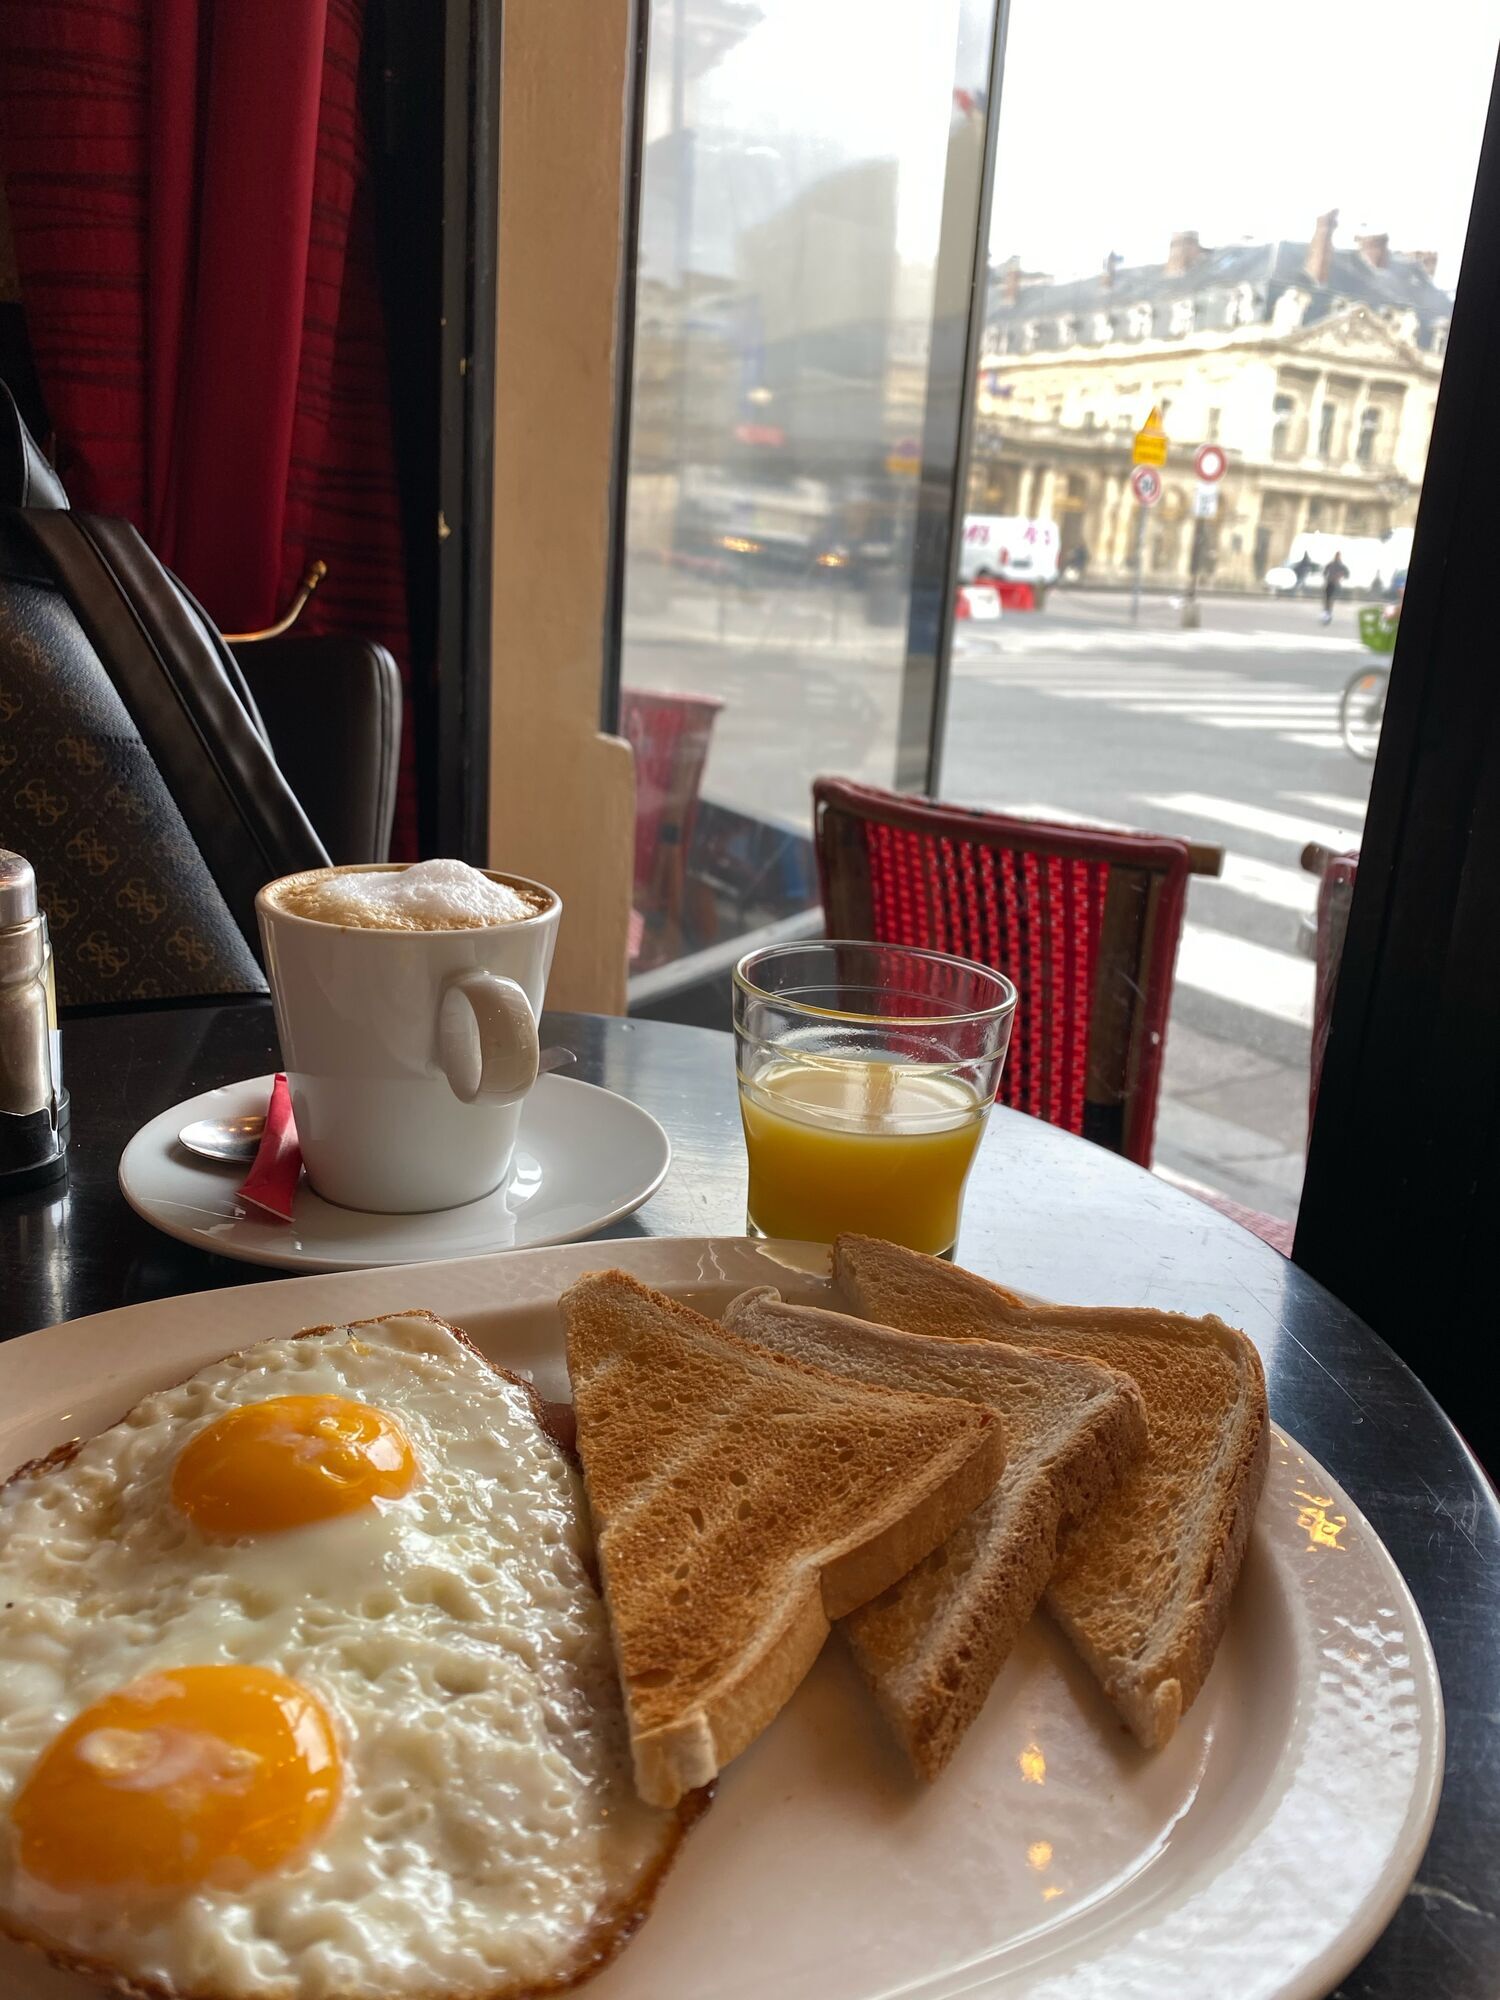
left=1181, top=516, right=1205, bottom=629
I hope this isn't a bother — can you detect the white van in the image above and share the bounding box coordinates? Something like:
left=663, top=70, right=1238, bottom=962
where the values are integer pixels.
left=1267, top=533, right=1389, bottom=595
left=959, top=515, right=1061, bottom=590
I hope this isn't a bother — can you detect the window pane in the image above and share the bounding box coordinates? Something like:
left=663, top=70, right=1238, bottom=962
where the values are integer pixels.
left=618, top=0, right=995, bottom=985
left=945, top=0, right=1496, bottom=1225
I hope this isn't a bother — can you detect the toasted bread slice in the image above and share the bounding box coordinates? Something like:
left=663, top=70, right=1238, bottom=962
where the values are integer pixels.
left=724, top=1287, right=1146, bottom=1777
left=560, top=1270, right=1005, bottom=1807
left=833, top=1236, right=1270, bottom=1750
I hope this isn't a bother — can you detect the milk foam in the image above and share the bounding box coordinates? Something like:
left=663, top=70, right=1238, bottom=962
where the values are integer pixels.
left=277, top=860, right=539, bottom=931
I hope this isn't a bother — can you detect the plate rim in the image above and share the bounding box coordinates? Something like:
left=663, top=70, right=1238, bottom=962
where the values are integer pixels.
left=116, top=1072, right=672, bottom=1272
left=0, top=1236, right=1445, bottom=2000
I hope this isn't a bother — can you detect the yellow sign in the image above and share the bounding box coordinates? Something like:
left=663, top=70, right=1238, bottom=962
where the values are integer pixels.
left=1133, top=405, right=1168, bottom=467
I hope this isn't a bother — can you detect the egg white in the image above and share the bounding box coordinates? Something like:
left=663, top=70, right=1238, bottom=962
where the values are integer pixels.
left=0, top=1315, right=677, bottom=2000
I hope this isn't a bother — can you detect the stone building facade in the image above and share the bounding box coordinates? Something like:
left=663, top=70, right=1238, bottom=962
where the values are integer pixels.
left=969, top=214, right=1451, bottom=588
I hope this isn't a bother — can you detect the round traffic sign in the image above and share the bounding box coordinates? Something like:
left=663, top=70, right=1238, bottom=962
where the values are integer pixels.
left=1194, top=443, right=1227, bottom=484
left=1130, top=465, right=1163, bottom=507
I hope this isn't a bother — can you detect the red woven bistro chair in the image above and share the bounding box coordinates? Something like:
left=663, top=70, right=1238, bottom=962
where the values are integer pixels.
left=813, top=777, right=1208, bottom=1168
left=620, top=688, right=724, bottom=970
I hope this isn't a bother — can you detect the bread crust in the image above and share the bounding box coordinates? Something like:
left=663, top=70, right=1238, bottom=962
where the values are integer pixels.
left=0, top=1309, right=704, bottom=2000
left=834, top=1235, right=1271, bottom=1752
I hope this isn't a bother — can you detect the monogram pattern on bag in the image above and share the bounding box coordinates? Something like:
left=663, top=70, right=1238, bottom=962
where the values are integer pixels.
left=0, top=590, right=267, bottom=1006
left=78, top=930, right=130, bottom=978
left=64, top=827, right=118, bottom=875
left=16, top=776, right=68, bottom=827
left=57, top=734, right=105, bottom=775
left=116, top=876, right=168, bottom=924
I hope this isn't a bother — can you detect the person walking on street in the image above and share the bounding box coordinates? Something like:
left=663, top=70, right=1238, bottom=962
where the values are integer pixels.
left=1291, top=551, right=1317, bottom=596
left=1322, top=550, right=1350, bottom=624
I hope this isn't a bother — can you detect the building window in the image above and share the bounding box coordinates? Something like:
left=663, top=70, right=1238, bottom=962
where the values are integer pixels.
left=1207, top=406, right=1222, bottom=442
left=1127, top=302, right=1152, bottom=338
left=1272, top=393, right=1295, bottom=457
left=1318, top=402, right=1338, bottom=459
left=1224, top=282, right=1256, bottom=328
left=1433, top=323, right=1449, bottom=356
left=1091, top=311, right=1114, bottom=343
left=1169, top=297, right=1195, bottom=337
left=1057, top=313, right=1076, bottom=344
left=1357, top=407, right=1381, bottom=465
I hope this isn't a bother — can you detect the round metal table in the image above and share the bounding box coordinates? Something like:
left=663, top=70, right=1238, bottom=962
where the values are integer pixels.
left=2, top=1000, right=1496, bottom=1999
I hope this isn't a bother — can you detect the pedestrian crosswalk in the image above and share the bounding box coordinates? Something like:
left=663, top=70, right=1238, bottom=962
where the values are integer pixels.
left=951, top=615, right=1372, bottom=1215
left=989, top=624, right=1361, bottom=657
left=1142, top=792, right=1360, bottom=850
left=960, top=648, right=1353, bottom=751
left=1002, top=784, right=1367, bottom=1032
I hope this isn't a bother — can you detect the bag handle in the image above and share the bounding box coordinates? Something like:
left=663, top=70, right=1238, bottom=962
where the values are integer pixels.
left=17, top=511, right=329, bottom=959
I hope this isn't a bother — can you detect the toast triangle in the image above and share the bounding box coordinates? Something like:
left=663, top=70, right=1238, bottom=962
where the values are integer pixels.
left=724, top=1286, right=1146, bottom=1776
left=560, top=1270, right=1005, bottom=1807
left=832, top=1235, right=1269, bottom=1750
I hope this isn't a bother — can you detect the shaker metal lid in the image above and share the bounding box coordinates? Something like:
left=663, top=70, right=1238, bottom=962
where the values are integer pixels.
left=0, top=849, right=39, bottom=929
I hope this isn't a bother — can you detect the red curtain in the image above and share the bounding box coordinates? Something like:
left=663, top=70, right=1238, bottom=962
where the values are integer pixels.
left=0, top=0, right=416, bottom=856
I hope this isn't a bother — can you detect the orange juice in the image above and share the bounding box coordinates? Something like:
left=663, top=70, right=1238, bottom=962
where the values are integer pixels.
left=738, top=1055, right=987, bottom=1253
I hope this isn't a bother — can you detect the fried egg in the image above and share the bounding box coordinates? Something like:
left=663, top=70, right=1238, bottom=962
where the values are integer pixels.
left=0, top=1313, right=687, bottom=1999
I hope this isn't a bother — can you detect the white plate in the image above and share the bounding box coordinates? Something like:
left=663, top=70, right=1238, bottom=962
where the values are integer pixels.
left=0, top=1239, right=1442, bottom=2000
left=118, top=1073, right=671, bottom=1271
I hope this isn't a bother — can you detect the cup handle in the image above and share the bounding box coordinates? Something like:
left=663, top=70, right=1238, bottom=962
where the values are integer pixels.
left=436, top=970, right=540, bottom=1105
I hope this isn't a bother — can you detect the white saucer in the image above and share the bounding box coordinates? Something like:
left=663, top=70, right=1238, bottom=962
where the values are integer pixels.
left=118, top=1073, right=671, bottom=1272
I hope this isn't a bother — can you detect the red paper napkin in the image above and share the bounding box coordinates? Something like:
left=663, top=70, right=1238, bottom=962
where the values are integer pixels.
left=237, top=1073, right=303, bottom=1222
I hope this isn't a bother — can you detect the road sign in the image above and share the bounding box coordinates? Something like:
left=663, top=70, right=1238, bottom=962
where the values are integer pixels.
left=1130, top=464, right=1163, bottom=507
left=1194, top=443, right=1227, bottom=484
left=1193, top=484, right=1220, bottom=518
left=1133, top=406, right=1168, bottom=467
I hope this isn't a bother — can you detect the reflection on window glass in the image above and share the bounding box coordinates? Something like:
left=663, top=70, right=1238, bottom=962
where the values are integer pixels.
left=945, top=0, right=1497, bottom=1225
left=619, top=0, right=990, bottom=979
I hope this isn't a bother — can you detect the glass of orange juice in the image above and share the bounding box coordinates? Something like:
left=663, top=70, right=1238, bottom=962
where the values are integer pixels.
left=733, top=941, right=1017, bottom=1256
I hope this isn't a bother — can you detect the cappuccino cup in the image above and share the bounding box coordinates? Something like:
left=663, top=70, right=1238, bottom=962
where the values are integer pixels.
left=256, top=860, right=561, bottom=1212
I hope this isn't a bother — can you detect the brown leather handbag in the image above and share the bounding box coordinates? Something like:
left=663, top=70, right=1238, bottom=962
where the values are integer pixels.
left=0, top=381, right=328, bottom=1009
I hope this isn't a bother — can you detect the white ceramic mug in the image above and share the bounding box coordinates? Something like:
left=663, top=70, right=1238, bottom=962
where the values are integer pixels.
left=256, top=864, right=561, bottom=1212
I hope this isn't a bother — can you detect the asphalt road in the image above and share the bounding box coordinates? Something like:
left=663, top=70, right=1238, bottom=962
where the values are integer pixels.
left=624, top=576, right=1378, bottom=1221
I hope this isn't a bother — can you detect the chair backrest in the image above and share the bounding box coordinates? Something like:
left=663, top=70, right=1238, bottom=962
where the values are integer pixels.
left=813, top=777, right=1193, bottom=1167
left=620, top=689, right=723, bottom=897
left=620, top=688, right=724, bottom=967
left=1309, top=850, right=1359, bottom=1129
left=233, top=637, right=401, bottom=864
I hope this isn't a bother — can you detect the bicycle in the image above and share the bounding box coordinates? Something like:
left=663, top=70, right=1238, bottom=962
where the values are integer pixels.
left=1340, top=662, right=1388, bottom=759
left=1341, top=605, right=1396, bottom=760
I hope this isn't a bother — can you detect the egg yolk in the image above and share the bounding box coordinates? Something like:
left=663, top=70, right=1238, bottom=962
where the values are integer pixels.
left=11, top=1666, right=340, bottom=1894
left=171, top=1394, right=417, bottom=1536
